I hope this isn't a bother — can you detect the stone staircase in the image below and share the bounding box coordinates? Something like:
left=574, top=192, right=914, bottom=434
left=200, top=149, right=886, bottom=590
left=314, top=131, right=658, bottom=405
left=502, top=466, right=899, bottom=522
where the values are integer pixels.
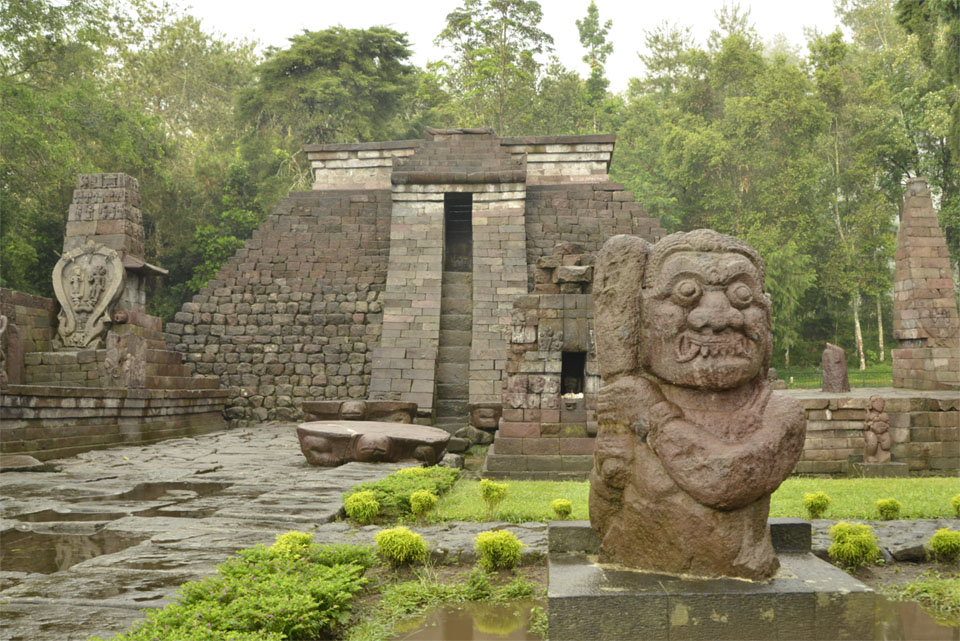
left=434, top=271, right=472, bottom=433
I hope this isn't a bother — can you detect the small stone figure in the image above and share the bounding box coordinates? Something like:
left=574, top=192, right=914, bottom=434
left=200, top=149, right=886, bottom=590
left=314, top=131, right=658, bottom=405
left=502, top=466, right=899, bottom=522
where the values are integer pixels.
left=301, top=400, right=416, bottom=424
left=863, top=395, right=892, bottom=464
left=821, top=343, right=851, bottom=393
left=590, top=230, right=806, bottom=581
left=0, top=315, right=7, bottom=389
left=468, top=402, right=502, bottom=431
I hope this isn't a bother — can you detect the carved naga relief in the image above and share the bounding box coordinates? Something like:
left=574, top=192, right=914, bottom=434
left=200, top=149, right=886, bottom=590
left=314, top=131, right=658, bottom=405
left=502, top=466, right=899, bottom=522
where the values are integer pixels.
left=590, top=230, right=806, bottom=581
left=53, top=241, right=125, bottom=350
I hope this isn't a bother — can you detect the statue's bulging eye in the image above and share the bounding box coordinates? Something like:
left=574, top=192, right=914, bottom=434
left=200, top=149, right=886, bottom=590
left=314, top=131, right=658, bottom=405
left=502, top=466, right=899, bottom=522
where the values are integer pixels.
left=672, top=279, right=701, bottom=305
left=727, top=282, right=753, bottom=308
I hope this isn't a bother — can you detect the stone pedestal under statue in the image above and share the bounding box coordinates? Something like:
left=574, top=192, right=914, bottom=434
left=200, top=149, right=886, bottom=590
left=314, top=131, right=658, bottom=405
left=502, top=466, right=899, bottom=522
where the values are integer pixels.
left=547, top=521, right=875, bottom=641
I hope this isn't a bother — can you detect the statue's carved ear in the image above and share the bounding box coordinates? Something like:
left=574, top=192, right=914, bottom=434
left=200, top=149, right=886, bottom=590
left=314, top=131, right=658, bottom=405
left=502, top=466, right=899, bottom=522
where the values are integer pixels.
left=594, top=235, right=651, bottom=382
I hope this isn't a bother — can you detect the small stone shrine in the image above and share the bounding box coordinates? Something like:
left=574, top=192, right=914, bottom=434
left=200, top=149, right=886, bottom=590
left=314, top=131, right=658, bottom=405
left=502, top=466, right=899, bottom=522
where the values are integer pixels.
left=892, top=177, right=960, bottom=389
left=0, top=174, right=227, bottom=461
left=821, top=342, right=851, bottom=393
left=589, top=230, right=806, bottom=580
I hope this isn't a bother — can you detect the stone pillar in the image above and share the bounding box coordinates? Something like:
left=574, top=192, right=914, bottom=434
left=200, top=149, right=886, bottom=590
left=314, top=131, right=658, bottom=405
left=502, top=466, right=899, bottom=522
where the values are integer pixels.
left=892, top=178, right=960, bottom=390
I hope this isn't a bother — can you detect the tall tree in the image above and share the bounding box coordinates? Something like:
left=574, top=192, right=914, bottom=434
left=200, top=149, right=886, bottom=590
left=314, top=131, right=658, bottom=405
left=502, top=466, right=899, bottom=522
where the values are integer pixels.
left=435, top=0, right=553, bottom=134
left=576, top=0, right=613, bottom=132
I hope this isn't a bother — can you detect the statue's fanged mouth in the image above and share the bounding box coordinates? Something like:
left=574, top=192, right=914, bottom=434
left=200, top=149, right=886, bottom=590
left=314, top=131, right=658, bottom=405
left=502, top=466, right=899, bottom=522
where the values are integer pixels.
left=675, top=332, right=751, bottom=363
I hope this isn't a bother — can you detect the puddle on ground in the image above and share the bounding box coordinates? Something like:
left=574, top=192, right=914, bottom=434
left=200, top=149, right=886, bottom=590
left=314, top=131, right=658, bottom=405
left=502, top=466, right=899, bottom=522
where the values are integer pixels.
left=392, top=601, right=542, bottom=641
left=390, top=597, right=957, bottom=641
left=0, top=529, right=146, bottom=574
left=70, top=481, right=231, bottom=502
left=876, top=596, right=959, bottom=641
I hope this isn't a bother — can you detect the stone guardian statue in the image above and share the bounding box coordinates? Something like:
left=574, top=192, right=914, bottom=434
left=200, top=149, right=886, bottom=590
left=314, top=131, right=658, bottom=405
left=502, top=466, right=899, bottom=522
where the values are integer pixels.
left=590, top=230, right=806, bottom=580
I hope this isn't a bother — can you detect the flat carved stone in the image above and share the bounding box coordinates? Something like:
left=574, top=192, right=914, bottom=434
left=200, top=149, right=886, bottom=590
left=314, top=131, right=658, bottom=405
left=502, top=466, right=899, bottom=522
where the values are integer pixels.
left=590, top=230, right=806, bottom=581
left=301, top=400, right=416, bottom=423
left=297, top=421, right=450, bottom=467
left=52, top=241, right=125, bottom=350
left=821, top=343, right=850, bottom=393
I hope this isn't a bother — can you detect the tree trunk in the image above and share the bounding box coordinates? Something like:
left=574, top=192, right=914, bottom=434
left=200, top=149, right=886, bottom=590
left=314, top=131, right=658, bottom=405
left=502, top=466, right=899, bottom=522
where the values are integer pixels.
left=853, top=293, right=866, bottom=370
left=876, top=297, right=885, bottom=362
left=785, top=345, right=790, bottom=369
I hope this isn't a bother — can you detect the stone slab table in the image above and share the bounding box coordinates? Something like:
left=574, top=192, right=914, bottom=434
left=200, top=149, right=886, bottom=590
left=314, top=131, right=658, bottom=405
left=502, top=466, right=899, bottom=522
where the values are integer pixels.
left=296, top=421, right=450, bottom=467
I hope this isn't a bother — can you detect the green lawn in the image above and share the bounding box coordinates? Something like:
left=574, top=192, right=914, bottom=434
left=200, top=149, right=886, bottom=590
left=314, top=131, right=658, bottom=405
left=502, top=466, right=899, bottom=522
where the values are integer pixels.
left=435, top=477, right=959, bottom=522
left=777, top=362, right=893, bottom=389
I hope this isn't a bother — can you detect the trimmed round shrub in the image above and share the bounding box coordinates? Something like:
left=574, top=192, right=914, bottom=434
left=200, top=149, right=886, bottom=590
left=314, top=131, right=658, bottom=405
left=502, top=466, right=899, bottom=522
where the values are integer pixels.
left=271, top=530, right=315, bottom=558
left=876, top=498, right=901, bottom=521
left=929, top=527, right=960, bottom=563
left=410, top=490, right=438, bottom=517
left=803, top=491, right=831, bottom=519
left=474, top=529, right=524, bottom=571
left=551, top=498, right=573, bottom=520
left=344, top=490, right=380, bottom=525
left=480, top=479, right=508, bottom=510
left=951, top=494, right=960, bottom=518
left=375, top=526, right=428, bottom=567
left=828, top=521, right=881, bottom=570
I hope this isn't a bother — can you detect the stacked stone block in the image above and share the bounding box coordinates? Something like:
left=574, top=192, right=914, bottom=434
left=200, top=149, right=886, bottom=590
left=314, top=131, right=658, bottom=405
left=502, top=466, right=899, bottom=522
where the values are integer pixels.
left=306, top=140, right=418, bottom=191
left=500, top=135, right=616, bottom=184
left=164, top=190, right=391, bottom=422
left=795, top=392, right=958, bottom=474
left=0, top=288, right=57, bottom=386
left=892, top=177, right=960, bottom=390
left=485, top=245, right=600, bottom=479
left=65, top=173, right=144, bottom=256
left=524, top=184, right=663, bottom=289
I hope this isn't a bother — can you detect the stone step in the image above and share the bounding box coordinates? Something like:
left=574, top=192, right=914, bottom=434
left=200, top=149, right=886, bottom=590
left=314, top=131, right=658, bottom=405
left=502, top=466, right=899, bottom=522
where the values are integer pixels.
left=146, top=349, right=184, bottom=365
left=442, top=271, right=472, bottom=285
left=442, top=283, right=472, bottom=299
left=436, top=382, right=468, bottom=399
left=435, top=399, right=468, bottom=418
left=438, top=346, right=470, bottom=362
left=440, top=299, right=472, bottom=315
left=440, top=313, right=472, bottom=331
left=436, top=362, right=468, bottom=383
left=146, top=362, right=193, bottom=377
left=439, top=330, right=472, bottom=347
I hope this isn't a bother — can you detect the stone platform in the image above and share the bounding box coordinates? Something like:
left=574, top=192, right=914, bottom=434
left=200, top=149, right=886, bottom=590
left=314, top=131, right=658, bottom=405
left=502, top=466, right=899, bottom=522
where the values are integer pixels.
left=547, top=520, right=874, bottom=641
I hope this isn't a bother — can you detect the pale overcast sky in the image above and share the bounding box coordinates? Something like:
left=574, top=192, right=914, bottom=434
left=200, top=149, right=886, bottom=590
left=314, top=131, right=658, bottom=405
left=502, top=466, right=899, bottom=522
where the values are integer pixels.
left=184, top=0, right=844, bottom=91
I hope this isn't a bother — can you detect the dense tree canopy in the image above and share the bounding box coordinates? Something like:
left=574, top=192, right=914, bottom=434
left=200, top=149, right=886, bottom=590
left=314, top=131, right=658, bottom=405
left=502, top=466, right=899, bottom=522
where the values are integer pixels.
left=1, top=0, right=957, bottom=368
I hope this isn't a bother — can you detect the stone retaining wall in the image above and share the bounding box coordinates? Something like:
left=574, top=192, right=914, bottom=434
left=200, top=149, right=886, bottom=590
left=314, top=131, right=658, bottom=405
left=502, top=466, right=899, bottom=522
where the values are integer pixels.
left=0, top=385, right=229, bottom=461
left=794, top=391, right=959, bottom=474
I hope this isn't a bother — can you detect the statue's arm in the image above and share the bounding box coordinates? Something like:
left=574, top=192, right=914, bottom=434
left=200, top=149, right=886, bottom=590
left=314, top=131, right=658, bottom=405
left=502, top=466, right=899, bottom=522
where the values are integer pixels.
left=648, top=391, right=806, bottom=510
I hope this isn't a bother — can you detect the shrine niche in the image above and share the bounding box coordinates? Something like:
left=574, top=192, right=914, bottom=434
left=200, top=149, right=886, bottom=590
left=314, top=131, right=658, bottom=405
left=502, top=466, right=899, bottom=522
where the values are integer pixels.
left=52, top=241, right=125, bottom=350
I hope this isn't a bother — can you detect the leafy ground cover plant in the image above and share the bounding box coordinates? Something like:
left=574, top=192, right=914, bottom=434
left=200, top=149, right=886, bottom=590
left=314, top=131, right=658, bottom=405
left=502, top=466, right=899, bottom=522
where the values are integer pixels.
left=929, top=528, right=960, bottom=564
left=409, top=489, right=438, bottom=520
left=951, top=493, right=960, bottom=517
left=883, top=571, right=960, bottom=625
left=375, top=527, right=428, bottom=567
left=343, top=466, right=460, bottom=522
left=475, top=530, right=524, bottom=571
left=93, top=533, right=371, bottom=641
left=876, top=498, right=902, bottom=520
left=803, top=491, right=831, bottom=519
left=480, top=479, right=508, bottom=515
left=345, top=490, right=380, bottom=524
left=550, top=498, right=573, bottom=519
left=828, top=521, right=881, bottom=570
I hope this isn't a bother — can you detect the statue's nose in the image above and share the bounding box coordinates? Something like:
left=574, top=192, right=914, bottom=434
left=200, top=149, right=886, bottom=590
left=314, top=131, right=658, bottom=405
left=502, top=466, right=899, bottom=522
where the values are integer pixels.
left=687, top=290, right=743, bottom=332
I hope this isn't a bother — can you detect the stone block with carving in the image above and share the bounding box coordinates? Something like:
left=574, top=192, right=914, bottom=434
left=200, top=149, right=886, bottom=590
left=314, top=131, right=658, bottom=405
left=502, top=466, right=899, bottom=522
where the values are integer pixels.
left=301, top=400, right=416, bottom=423
left=296, top=421, right=450, bottom=467
left=863, top=395, right=892, bottom=464
left=468, top=402, right=502, bottom=431
left=589, top=230, right=806, bottom=581
left=52, top=241, right=125, bottom=350
left=821, top=343, right=850, bottom=393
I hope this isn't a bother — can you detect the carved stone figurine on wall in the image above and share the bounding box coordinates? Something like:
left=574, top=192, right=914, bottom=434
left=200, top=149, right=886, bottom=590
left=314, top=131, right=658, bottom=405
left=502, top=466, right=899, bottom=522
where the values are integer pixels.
left=0, top=315, right=7, bottom=389
left=590, top=230, right=806, bottom=581
left=821, top=343, right=851, bottom=393
left=52, top=241, right=125, bottom=350
left=863, top=395, right=892, bottom=464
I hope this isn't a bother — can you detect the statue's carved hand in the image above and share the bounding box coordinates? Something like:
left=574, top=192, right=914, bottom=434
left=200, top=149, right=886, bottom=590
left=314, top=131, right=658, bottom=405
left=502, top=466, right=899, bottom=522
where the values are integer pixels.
left=597, top=375, right=679, bottom=440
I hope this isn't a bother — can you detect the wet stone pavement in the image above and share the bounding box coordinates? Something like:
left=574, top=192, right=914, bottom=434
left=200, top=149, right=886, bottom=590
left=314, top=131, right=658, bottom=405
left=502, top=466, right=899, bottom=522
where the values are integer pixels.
left=0, top=425, right=547, bottom=641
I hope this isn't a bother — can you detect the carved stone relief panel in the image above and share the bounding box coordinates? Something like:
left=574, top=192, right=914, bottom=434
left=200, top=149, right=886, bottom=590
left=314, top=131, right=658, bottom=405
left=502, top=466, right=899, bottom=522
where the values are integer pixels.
left=53, top=241, right=125, bottom=350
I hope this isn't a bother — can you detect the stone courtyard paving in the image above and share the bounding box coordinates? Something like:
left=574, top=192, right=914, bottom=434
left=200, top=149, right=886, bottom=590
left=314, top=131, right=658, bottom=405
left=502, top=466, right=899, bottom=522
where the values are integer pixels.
left=0, top=424, right=954, bottom=641
left=0, top=424, right=546, bottom=641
